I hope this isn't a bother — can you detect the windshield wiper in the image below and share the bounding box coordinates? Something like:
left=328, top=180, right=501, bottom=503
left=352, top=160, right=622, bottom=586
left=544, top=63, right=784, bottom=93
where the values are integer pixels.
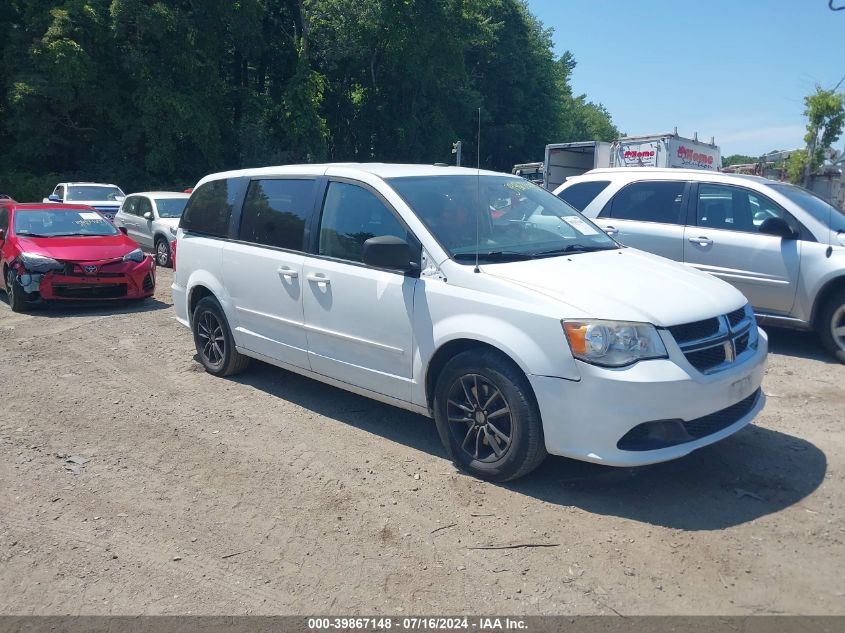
left=15, top=232, right=54, bottom=238
left=453, top=251, right=535, bottom=262
left=48, top=232, right=104, bottom=237
left=531, top=244, right=618, bottom=257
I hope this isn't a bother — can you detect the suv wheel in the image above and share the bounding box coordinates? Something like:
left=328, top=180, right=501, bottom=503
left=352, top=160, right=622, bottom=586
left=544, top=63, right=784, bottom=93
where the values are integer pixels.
left=155, top=237, right=172, bottom=267
left=191, top=296, right=250, bottom=376
left=818, top=289, right=845, bottom=363
left=5, top=268, right=27, bottom=313
left=433, top=349, right=547, bottom=482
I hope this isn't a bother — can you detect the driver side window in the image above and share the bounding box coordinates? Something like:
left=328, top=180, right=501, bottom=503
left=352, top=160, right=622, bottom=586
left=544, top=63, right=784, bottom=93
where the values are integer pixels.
left=318, top=182, right=410, bottom=264
left=137, top=197, right=153, bottom=218
left=696, top=184, right=796, bottom=234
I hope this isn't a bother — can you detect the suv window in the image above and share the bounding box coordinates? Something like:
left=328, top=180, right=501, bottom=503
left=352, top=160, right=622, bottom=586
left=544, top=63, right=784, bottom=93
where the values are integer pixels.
left=696, top=184, right=792, bottom=233
left=55, top=186, right=65, bottom=199
left=603, top=181, right=686, bottom=224
left=122, top=197, right=139, bottom=216
left=238, top=179, right=314, bottom=250
left=137, top=197, right=153, bottom=218
left=0, top=207, right=8, bottom=233
left=318, top=181, right=409, bottom=263
left=180, top=178, right=240, bottom=238
left=558, top=180, right=611, bottom=211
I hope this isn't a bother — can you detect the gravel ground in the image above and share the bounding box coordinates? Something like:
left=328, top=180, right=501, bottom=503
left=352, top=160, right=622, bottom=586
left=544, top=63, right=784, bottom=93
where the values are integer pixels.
left=0, top=267, right=843, bottom=615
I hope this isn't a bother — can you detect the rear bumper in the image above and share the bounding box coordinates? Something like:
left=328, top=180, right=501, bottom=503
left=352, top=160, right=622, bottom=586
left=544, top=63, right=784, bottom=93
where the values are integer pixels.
left=23, top=257, right=156, bottom=301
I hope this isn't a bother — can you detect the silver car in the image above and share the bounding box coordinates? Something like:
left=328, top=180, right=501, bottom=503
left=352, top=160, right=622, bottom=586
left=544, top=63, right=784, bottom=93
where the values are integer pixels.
left=114, top=192, right=190, bottom=267
left=555, top=168, right=845, bottom=362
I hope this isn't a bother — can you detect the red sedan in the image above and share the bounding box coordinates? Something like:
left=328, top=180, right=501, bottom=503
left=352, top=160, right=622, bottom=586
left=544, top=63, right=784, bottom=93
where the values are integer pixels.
left=0, top=203, right=156, bottom=312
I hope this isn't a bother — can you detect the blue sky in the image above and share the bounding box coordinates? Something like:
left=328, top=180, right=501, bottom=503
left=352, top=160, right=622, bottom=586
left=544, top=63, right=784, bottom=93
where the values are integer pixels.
left=524, top=0, right=843, bottom=157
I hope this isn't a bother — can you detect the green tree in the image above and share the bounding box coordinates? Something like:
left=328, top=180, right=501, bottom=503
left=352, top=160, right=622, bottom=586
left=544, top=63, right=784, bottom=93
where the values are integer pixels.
left=798, top=85, right=845, bottom=185
left=723, top=154, right=758, bottom=167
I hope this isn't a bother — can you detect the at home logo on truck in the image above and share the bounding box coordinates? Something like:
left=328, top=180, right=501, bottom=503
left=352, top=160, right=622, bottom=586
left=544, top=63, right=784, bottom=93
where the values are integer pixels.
left=677, top=145, right=715, bottom=168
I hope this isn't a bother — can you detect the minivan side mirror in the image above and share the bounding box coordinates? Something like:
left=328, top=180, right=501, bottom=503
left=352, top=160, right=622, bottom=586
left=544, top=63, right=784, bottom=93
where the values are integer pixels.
left=362, top=236, right=415, bottom=272
left=143, top=211, right=153, bottom=220
left=759, top=216, right=797, bottom=239
left=48, top=194, right=61, bottom=202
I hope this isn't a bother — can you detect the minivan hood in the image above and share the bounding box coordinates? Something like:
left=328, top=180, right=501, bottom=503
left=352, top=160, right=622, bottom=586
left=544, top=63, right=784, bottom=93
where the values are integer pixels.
left=480, top=248, right=746, bottom=326
left=16, top=234, right=139, bottom=261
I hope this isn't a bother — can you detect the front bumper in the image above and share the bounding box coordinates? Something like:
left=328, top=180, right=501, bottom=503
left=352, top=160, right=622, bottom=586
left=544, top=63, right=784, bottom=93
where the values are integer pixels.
left=529, top=327, right=768, bottom=466
left=17, top=256, right=156, bottom=301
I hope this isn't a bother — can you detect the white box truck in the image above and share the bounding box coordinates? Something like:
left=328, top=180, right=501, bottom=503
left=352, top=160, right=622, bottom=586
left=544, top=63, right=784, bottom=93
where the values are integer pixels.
left=542, top=133, right=721, bottom=191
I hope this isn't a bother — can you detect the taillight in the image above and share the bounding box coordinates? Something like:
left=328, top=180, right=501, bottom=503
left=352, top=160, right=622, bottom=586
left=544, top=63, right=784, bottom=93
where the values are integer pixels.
left=171, top=239, right=177, bottom=271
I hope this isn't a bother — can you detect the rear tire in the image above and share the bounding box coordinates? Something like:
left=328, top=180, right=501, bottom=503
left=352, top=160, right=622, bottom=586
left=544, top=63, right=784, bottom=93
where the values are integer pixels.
left=155, top=237, right=172, bottom=267
left=433, top=349, right=547, bottom=482
left=5, top=267, right=27, bottom=313
left=191, top=296, right=250, bottom=376
left=818, top=289, right=845, bottom=363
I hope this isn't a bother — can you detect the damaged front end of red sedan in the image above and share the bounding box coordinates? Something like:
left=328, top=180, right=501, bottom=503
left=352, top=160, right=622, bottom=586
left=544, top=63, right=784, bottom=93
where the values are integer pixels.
left=2, top=204, right=156, bottom=312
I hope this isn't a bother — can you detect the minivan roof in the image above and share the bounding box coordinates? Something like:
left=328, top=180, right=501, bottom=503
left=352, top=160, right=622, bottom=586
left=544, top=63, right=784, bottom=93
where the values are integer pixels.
left=194, top=163, right=509, bottom=187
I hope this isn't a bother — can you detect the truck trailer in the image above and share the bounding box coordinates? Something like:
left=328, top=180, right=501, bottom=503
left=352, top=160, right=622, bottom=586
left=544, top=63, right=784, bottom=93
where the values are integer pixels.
left=541, top=133, right=721, bottom=191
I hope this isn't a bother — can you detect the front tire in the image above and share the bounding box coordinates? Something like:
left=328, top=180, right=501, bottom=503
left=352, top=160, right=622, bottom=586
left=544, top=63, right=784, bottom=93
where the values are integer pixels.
left=191, top=296, right=250, bottom=376
left=5, top=268, right=27, bottom=313
left=818, top=289, right=845, bottom=363
left=155, top=237, right=172, bottom=267
left=433, top=349, right=547, bottom=482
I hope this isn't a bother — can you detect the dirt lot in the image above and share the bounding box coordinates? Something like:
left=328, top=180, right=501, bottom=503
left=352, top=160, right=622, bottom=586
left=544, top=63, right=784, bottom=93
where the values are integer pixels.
left=0, top=267, right=843, bottom=616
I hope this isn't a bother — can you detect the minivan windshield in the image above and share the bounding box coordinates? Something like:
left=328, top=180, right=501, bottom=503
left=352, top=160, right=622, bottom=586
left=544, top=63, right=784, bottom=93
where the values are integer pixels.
left=66, top=185, right=125, bottom=202
left=387, top=175, right=618, bottom=262
left=769, top=183, right=845, bottom=232
left=13, top=208, right=119, bottom=237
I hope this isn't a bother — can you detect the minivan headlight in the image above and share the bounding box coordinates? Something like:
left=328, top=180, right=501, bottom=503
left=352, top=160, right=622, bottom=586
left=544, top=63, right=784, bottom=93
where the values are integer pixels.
left=123, top=248, right=145, bottom=263
left=562, top=319, right=668, bottom=367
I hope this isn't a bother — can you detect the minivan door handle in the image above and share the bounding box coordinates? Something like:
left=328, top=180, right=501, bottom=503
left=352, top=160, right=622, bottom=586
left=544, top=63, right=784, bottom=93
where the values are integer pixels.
left=604, top=225, right=619, bottom=236
left=306, top=273, right=330, bottom=286
left=277, top=266, right=299, bottom=280
left=688, top=236, right=714, bottom=246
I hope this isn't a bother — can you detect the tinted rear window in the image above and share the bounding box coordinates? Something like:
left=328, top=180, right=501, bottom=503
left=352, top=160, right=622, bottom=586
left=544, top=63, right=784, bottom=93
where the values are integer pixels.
left=557, top=180, right=610, bottom=211
left=180, top=178, right=243, bottom=238
left=238, top=179, right=314, bottom=250
left=605, top=181, right=686, bottom=224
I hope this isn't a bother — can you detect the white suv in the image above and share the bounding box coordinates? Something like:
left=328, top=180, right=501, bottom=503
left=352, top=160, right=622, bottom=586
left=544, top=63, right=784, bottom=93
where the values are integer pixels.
left=44, top=182, right=126, bottom=222
left=556, top=168, right=845, bottom=362
left=172, top=164, right=767, bottom=481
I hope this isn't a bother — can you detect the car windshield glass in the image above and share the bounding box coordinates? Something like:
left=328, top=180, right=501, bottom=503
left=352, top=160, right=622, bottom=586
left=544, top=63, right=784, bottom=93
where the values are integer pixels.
left=155, top=198, right=188, bottom=218
left=769, top=183, right=845, bottom=232
left=66, top=186, right=124, bottom=202
left=13, top=209, right=119, bottom=237
left=387, top=175, right=618, bottom=262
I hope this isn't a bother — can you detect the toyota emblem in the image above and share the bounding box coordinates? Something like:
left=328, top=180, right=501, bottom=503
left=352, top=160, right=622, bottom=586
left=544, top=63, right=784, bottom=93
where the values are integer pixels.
left=84, top=265, right=98, bottom=274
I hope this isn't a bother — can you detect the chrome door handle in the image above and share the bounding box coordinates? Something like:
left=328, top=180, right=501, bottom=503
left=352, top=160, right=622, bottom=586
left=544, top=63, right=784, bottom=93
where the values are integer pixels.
left=306, top=273, right=330, bottom=286
left=689, top=236, right=713, bottom=246
left=604, top=225, right=619, bottom=236
left=277, top=267, right=299, bottom=279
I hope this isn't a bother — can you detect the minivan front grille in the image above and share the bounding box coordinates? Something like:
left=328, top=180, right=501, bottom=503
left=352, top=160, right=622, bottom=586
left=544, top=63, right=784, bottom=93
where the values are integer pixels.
left=668, top=318, right=720, bottom=344
left=667, top=305, right=757, bottom=374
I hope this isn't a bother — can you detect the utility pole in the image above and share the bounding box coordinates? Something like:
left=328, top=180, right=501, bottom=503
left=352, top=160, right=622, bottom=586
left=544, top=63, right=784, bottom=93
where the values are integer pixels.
left=452, top=141, right=462, bottom=167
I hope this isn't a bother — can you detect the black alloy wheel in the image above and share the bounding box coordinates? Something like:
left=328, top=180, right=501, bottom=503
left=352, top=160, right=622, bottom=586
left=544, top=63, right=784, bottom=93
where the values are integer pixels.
left=433, top=349, right=546, bottom=482
left=191, top=296, right=250, bottom=376
left=446, top=373, right=513, bottom=463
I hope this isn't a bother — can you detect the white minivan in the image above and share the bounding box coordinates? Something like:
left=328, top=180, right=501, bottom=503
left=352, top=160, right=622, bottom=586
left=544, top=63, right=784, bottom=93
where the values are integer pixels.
left=172, top=164, right=768, bottom=481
